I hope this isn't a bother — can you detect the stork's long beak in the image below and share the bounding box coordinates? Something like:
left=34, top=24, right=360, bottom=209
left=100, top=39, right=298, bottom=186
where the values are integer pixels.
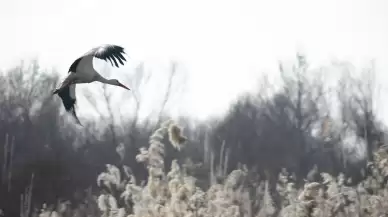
left=119, top=83, right=130, bottom=90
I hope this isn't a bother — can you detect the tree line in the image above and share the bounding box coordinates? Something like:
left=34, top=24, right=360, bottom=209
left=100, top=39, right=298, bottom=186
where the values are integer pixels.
left=0, top=55, right=385, bottom=216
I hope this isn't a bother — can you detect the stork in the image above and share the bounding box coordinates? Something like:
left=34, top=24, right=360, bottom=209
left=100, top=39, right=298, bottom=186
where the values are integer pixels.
left=53, top=44, right=131, bottom=125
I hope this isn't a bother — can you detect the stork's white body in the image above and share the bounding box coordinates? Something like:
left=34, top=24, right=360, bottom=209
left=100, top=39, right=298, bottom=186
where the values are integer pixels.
left=73, top=55, right=97, bottom=83
left=53, top=44, right=130, bottom=125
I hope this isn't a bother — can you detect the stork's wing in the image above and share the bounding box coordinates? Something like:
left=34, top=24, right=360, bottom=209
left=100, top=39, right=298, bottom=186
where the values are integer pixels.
left=57, top=84, right=82, bottom=125
left=68, top=57, right=83, bottom=73
left=84, top=44, right=127, bottom=68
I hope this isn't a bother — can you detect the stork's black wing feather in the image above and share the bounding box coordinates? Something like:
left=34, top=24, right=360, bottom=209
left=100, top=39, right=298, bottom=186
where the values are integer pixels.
left=57, top=85, right=82, bottom=125
left=68, top=57, right=82, bottom=73
left=85, top=44, right=127, bottom=68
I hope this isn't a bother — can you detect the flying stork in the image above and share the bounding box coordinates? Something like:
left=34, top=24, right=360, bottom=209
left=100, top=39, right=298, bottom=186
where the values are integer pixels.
left=53, top=44, right=131, bottom=125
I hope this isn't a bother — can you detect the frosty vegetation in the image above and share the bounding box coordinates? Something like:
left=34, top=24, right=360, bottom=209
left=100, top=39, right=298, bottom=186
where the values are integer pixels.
left=0, top=55, right=387, bottom=217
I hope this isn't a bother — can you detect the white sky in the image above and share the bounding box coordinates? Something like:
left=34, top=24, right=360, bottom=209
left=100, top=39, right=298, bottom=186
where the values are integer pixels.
left=0, top=0, right=388, bottom=123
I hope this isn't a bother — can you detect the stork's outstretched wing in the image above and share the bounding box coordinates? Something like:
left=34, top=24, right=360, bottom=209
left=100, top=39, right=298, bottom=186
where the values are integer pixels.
left=67, top=44, right=127, bottom=74
left=84, top=44, right=127, bottom=68
left=57, top=84, right=82, bottom=125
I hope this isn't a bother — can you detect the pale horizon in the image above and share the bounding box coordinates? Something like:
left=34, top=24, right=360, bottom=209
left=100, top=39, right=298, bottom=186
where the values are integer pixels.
left=0, top=0, right=388, bottom=122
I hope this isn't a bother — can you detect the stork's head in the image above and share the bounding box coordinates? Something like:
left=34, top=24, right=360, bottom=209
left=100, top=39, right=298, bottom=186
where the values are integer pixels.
left=111, top=79, right=130, bottom=90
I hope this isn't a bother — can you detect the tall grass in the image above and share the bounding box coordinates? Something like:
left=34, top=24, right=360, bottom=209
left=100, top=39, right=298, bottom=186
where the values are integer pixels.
left=29, top=121, right=388, bottom=217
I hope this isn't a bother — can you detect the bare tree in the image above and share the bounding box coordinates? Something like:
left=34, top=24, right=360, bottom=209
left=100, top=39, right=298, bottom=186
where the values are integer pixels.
left=154, top=61, right=187, bottom=124
left=210, top=53, right=342, bottom=185
left=336, top=60, right=384, bottom=162
left=0, top=60, right=88, bottom=216
left=274, top=54, right=329, bottom=175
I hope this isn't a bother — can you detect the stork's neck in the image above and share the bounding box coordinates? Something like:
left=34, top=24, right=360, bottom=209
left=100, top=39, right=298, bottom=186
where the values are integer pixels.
left=97, top=75, right=115, bottom=85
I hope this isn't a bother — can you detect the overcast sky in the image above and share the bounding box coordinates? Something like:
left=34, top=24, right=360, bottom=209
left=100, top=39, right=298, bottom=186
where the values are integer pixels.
left=0, top=0, right=387, bottom=122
